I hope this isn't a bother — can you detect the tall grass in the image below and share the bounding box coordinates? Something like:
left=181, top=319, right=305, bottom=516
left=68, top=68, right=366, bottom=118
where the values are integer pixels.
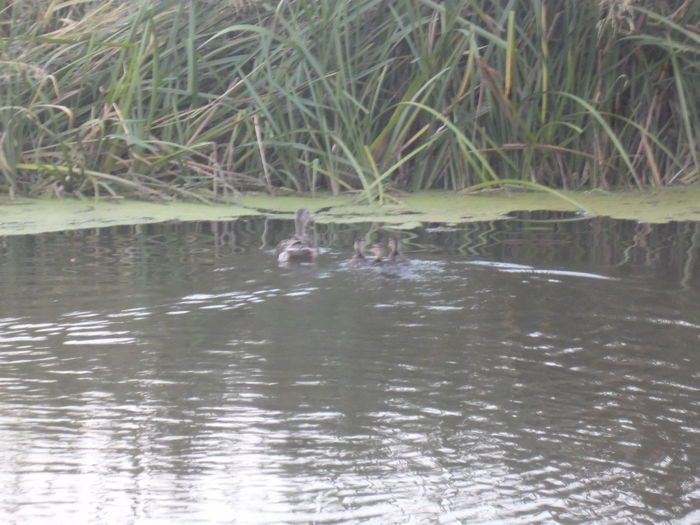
left=1, top=0, right=699, bottom=201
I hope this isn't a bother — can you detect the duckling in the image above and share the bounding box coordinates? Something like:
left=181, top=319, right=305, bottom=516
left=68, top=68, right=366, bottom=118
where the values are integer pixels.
left=274, top=208, right=319, bottom=263
left=386, top=236, right=407, bottom=264
left=368, top=242, right=387, bottom=265
left=349, top=238, right=368, bottom=267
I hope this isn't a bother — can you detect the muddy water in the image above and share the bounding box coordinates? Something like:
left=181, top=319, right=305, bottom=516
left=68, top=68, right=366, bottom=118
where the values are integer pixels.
left=1, top=217, right=699, bottom=524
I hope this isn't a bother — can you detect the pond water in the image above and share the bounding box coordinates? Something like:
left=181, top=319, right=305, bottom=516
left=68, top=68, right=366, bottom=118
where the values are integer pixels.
left=1, top=215, right=699, bottom=524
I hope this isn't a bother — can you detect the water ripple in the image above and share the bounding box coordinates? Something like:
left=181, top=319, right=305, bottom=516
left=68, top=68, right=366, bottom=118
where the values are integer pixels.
left=1, top=226, right=699, bottom=524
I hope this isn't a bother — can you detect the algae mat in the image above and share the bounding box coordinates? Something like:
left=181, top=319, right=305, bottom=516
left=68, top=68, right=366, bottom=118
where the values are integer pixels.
left=1, top=187, right=700, bottom=236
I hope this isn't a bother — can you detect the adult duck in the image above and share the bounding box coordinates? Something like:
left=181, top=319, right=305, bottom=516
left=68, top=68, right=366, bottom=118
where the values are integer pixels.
left=274, top=208, right=319, bottom=263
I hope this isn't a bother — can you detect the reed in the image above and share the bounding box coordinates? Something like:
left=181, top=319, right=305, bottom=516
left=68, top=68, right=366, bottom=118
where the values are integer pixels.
left=1, top=0, right=698, bottom=201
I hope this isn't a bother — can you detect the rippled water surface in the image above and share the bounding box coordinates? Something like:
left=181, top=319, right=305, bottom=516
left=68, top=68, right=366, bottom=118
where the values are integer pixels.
left=1, top=217, right=699, bottom=524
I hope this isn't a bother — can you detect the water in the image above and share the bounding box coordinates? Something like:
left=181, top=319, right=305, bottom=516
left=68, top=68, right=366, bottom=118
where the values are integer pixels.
left=1, top=217, right=699, bottom=524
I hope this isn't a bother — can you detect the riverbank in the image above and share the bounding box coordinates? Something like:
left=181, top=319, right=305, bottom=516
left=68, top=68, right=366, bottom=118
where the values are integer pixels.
left=3, top=1, right=699, bottom=200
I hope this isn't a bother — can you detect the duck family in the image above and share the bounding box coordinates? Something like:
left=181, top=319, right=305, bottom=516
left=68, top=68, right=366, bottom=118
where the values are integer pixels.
left=275, top=208, right=406, bottom=267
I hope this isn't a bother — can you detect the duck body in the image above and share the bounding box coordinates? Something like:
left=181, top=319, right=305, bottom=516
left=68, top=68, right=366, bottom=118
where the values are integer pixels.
left=275, top=238, right=319, bottom=263
left=275, top=208, right=319, bottom=263
left=349, top=238, right=369, bottom=267
left=366, top=236, right=407, bottom=266
left=369, top=242, right=387, bottom=265
left=386, top=236, right=408, bottom=265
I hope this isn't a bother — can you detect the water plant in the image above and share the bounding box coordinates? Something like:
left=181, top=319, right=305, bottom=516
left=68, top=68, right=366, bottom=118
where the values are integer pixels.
left=1, top=0, right=698, bottom=201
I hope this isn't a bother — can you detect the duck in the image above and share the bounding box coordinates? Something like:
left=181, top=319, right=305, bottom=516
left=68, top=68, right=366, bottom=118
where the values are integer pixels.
left=274, top=208, right=319, bottom=263
left=386, top=236, right=407, bottom=264
left=368, top=242, right=387, bottom=265
left=366, top=236, right=407, bottom=266
left=349, top=238, right=368, bottom=267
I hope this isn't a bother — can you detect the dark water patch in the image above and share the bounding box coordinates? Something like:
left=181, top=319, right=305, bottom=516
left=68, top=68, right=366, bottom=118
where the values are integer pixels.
left=505, top=210, right=588, bottom=221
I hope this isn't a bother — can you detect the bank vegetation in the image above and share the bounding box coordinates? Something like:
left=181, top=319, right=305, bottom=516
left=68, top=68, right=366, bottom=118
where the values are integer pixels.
left=1, top=0, right=699, bottom=202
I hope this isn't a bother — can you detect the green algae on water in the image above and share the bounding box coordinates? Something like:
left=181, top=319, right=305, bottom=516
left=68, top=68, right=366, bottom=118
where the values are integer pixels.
left=1, top=186, right=699, bottom=236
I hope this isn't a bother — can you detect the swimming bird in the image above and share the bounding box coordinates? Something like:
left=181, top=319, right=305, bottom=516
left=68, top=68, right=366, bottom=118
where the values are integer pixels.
left=386, top=236, right=407, bottom=264
left=366, top=236, right=408, bottom=266
left=368, top=242, right=387, bottom=265
left=349, top=238, right=368, bottom=267
left=274, top=208, right=319, bottom=263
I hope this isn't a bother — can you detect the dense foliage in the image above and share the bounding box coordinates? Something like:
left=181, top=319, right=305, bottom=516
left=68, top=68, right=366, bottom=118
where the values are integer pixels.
left=1, top=0, right=699, bottom=201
